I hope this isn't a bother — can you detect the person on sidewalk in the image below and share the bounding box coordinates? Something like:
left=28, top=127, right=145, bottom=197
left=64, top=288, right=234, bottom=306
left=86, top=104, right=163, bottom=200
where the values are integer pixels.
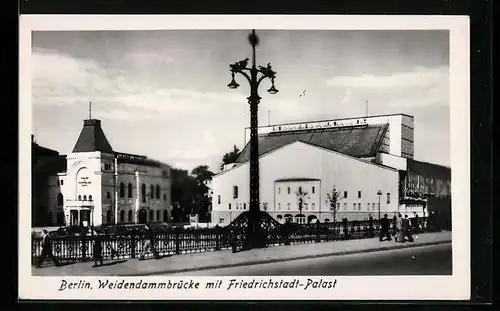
left=368, top=214, right=374, bottom=238
left=379, top=214, right=392, bottom=241
left=413, top=212, right=420, bottom=234
left=139, top=224, right=160, bottom=260
left=342, top=217, right=349, bottom=240
left=403, top=215, right=414, bottom=242
left=395, top=214, right=404, bottom=242
left=36, top=230, right=60, bottom=268
left=92, top=233, right=104, bottom=267
left=392, top=215, right=398, bottom=237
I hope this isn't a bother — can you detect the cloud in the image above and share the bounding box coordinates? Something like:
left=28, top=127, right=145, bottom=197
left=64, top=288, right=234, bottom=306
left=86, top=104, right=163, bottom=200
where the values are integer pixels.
left=340, top=88, right=352, bottom=104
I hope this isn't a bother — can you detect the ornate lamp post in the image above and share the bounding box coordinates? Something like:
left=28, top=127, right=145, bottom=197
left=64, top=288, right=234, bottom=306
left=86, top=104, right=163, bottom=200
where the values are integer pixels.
left=227, top=29, right=279, bottom=249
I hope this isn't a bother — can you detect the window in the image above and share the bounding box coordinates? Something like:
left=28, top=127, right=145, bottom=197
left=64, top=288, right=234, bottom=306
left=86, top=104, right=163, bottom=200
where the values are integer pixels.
left=387, top=193, right=391, bottom=204
left=163, top=193, right=167, bottom=201
left=312, top=186, right=315, bottom=194
left=89, top=195, right=93, bottom=201
left=219, top=218, right=224, bottom=224
left=236, top=203, right=239, bottom=210
left=60, top=180, right=64, bottom=185
left=149, top=210, right=154, bottom=221
left=288, top=187, right=291, bottom=194
left=344, top=191, right=348, bottom=198
left=263, top=203, right=268, bottom=211
left=372, top=203, right=376, bottom=211
left=358, top=191, right=361, bottom=198
left=119, top=183, right=125, bottom=198
left=218, top=195, right=221, bottom=204
left=358, top=203, right=361, bottom=210
left=343, top=202, right=347, bottom=210
left=233, top=186, right=238, bottom=199
left=156, top=210, right=160, bottom=222
left=128, top=210, right=133, bottom=222
left=78, top=195, right=82, bottom=201
left=156, top=185, right=160, bottom=199
left=243, top=203, right=246, bottom=209
left=311, top=203, right=316, bottom=210
left=83, top=195, right=87, bottom=201
left=150, top=185, right=155, bottom=198
left=278, top=203, right=281, bottom=210
left=304, top=203, right=308, bottom=210
left=120, top=210, right=125, bottom=222
left=367, top=203, right=370, bottom=210
left=287, top=203, right=291, bottom=210
left=104, top=163, right=111, bottom=170
left=353, top=203, right=356, bottom=210
left=141, top=184, right=146, bottom=203
left=278, top=187, right=281, bottom=194
left=229, top=203, right=231, bottom=210
left=128, top=183, right=133, bottom=198
left=163, top=210, right=168, bottom=222
left=107, top=191, right=111, bottom=200
left=106, top=210, right=112, bottom=223
left=336, top=202, right=340, bottom=210
left=57, top=193, right=63, bottom=206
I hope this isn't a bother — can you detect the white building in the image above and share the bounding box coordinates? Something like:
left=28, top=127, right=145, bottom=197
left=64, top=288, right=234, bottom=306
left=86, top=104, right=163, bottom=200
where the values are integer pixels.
left=34, top=118, right=172, bottom=227
left=213, top=113, right=450, bottom=225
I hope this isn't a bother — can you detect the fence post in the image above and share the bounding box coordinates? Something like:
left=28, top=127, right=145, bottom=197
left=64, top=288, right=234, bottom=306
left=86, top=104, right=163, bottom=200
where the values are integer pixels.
left=215, top=228, right=220, bottom=251
left=81, top=236, right=87, bottom=261
left=131, top=235, right=136, bottom=259
left=175, top=229, right=180, bottom=255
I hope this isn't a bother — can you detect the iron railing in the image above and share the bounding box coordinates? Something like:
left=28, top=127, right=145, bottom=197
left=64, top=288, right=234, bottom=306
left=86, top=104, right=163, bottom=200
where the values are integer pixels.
left=32, top=217, right=440, bottom=265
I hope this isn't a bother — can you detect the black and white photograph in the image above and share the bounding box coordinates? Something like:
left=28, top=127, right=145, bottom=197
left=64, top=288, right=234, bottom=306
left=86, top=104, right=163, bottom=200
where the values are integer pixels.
left=19, top=15, right=470, bottom=300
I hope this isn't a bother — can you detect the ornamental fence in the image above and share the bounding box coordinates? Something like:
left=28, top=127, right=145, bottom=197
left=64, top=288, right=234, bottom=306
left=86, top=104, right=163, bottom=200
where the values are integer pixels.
left=32, top=217, right=442, bottom=265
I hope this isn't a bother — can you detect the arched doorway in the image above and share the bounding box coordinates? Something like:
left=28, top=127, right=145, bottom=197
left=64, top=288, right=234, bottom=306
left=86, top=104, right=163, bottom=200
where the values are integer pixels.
left=138, top=209, right=147, bottom=224
left=295, top=214, right=306, bottom=224
left=307, top=215, right=318, bottom=224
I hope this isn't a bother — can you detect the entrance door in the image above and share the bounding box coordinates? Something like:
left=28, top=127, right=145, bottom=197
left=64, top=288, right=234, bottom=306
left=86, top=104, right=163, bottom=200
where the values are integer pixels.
left=70, top=210, right=78, bottom=226
left=80, top=210, right=90, bottom=227
left=138, top=209, right=147, bottom=224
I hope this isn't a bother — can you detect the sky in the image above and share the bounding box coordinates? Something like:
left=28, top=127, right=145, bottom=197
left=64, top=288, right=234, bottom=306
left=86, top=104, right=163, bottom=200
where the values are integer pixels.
left=31, top=30, right=450, bottom=173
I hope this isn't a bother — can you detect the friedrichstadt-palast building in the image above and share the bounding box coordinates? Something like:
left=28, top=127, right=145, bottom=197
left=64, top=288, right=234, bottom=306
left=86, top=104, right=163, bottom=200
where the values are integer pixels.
left=32, top=118, right=172, bottom=227
left=211, top=113, right=451, bottom=225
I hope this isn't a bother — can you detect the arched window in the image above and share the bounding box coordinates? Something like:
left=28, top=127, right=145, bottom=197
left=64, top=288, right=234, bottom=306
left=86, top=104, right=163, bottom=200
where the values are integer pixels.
left=119, top=182, right=125, bottom=198
left=149, top=210, right=154, bottom=222
left=106, top=210, right=112, bottom=224
left=57, top=193, right=63, bottom=206
left=120, top=210, right=125, bottom=223
left=78, top=195, right=82, bottom=201
left=60, top=180, right=64, bottom=185
left=156, top=210, right=160, bottom=222
left=163, top=210, right=168, bottom=222
left=89, top=195, right=93, bottom=201
left=83, top=195, right=87, bottom=201
left=106, top=191, right=111, bottom=200
left=141, top=184, right=146, bottom=203
left=150, top=185, right=155, bottom=199
left=128, top=210, right=133, bottom=222
left=156, top=185, right=160, bottom=199
left=163, top=193, right=167, bottom=201
left=128, top=183, right=133, bottom=198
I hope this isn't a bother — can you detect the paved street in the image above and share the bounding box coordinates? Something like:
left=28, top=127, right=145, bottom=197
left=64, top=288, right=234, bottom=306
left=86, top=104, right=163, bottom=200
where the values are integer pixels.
left=167, top=243, right=452, bottom=276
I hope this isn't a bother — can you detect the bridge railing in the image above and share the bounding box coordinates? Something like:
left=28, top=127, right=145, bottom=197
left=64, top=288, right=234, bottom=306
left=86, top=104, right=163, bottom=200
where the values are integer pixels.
left=32, top=217, right=439, bottom=264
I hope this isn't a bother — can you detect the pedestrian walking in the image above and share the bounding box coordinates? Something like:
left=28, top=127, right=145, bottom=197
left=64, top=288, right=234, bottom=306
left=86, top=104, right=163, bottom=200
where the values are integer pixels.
left=342, top=217, right=349, bottom=240
left=403, top=215, right=414, bottom=242
left=395, top=214, right=404, bottom=242
left=92, top=233, right=104, bottom=267
left=139, top=224, right=160, bottom=260
left=392, top=215, right=398, bottom=237
left=379, top=214, right=392, bottom=241
left=368, top=214, right=374, bottom=238
left=36, top=230, right=60, bottom=267
left=412, top=212, right=420, bottom=234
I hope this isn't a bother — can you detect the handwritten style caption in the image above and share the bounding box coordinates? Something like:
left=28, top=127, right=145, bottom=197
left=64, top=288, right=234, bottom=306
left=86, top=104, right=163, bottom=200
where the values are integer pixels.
left=58, top=278, right=338, bottom=292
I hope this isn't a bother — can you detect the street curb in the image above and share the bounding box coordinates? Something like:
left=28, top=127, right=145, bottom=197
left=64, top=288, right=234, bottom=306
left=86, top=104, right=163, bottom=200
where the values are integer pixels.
left=118, top=239, right=452, bottom=276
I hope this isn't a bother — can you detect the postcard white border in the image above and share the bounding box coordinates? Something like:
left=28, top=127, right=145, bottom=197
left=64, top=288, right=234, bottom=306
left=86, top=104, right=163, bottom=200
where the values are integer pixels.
left=19, top=15, right=470, bottom=300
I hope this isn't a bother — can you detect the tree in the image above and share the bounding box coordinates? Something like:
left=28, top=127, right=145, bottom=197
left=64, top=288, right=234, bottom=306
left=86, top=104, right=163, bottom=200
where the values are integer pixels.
left=296, top=187, right=308, bottom=221
left=220, top=145, right=241, bottom=171
left=190, top=165, right=214, bottom=223
left=326, top=186, right=342, bottom=223
left=191, top=165, right=214, bottom=186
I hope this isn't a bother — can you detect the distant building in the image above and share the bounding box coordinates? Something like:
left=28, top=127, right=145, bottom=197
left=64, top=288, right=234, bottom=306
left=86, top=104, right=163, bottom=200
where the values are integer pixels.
left=32, top=118, right=172, bottom=227
left=212, top=113, right=451, bottom=225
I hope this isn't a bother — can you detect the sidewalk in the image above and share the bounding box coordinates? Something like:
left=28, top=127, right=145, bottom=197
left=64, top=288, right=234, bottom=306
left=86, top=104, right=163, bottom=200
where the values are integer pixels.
left=32, top=231, right=451, bottom=277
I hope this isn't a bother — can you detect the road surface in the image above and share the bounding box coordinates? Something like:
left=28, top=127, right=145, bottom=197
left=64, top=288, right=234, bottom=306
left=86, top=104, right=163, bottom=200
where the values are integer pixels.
left=166, top=243, right=452, bottom=276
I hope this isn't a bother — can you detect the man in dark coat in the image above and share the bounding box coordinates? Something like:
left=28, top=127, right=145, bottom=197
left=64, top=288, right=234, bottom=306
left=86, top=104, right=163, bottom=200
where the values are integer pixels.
left=403, top=215, right=414, bottom=242
left=139, top=224, right=160, bottom=260
left=368, top=214, right=374, bottom=237
left=379, top=214, right=392, bottom=241
left=92, top=233, right=104, bottom=267
left=342, top=217, right=349, bottom=240
left=36, top=230, right=60, bottom=267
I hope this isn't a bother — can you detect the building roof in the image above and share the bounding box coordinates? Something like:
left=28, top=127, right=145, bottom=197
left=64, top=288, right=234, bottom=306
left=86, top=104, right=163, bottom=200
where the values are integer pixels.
left=114, top=151, right=171, bottom=170
left=35, top=155, right=67, bottom=174
left=236, top=123, right=389, bottom=163
left=32, top=141, right=59, bottom=158
left=406, top=159, right=451, bottom=180
left=72, top=119, right=114, bottom=153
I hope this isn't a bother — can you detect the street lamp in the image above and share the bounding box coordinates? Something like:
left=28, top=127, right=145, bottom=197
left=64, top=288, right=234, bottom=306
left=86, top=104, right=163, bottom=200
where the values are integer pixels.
left=227, top=29, right=279, bottom=249
left=377, top=190, right=382, bottom=220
